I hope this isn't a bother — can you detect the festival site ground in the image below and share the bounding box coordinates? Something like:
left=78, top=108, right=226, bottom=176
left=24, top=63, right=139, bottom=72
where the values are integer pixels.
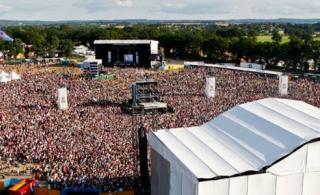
left=0, top=64, right=319, bottom=192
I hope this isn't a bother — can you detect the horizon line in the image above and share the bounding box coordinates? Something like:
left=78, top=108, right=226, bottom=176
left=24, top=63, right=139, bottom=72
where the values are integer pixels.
left=0, top=18, right=320, bottom=22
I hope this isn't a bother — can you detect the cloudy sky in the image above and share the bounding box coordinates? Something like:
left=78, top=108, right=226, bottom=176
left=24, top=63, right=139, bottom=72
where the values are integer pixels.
left=0, top=0, right=319, bottom=20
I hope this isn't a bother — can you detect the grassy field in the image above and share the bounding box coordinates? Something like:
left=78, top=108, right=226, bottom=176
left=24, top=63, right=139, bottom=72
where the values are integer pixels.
left=257, top=35, right=320, bottom=43
left=314, top=37, right=320, bottom=41
left=256, top=35, right=290, bottom=44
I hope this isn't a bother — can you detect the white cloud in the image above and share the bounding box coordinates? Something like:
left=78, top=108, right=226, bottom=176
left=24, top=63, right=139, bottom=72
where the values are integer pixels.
left=73, top=0, right=134, bottom=13
left=152, top=0, right=236, bottom=15
left=0, top=0, right=320, bottom=20
left=250, top=0, right=320, bottom=16
left=115, top=0, right=133, bottom=7
left=0, top=4, right=12, bottom=13
left=163, top=2, right=185, bottom=9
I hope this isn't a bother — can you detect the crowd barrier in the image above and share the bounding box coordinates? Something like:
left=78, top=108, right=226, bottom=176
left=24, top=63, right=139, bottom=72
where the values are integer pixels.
left=185, top=62, right=283, bottom=76
left=61, top=188, right=100, bottom=195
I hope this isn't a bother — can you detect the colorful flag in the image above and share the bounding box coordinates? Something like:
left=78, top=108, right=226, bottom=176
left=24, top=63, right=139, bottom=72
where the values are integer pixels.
left=0, top=30, right=14, bottom=42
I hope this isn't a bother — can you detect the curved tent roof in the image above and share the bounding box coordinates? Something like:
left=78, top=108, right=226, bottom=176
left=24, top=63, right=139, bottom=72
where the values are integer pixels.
left=148, top=98, right=320, bottom=180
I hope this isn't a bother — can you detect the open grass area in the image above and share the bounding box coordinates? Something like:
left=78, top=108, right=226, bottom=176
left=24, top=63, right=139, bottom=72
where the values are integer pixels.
left=257, top=35, right=320, bottom=44
left=256, top=35, right=290, bottom=44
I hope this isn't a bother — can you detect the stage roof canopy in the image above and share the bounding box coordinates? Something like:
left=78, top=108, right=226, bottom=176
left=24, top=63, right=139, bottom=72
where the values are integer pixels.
left=94, top=40, right=158, bottom=45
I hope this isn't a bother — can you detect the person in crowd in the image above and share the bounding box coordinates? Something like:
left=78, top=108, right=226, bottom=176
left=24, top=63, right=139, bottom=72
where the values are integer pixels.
left=0, top=65, right=319, bottom=191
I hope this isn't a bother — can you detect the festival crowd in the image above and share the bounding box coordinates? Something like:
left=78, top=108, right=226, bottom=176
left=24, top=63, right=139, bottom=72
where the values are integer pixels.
left=0, top=66, right=319, bottom=192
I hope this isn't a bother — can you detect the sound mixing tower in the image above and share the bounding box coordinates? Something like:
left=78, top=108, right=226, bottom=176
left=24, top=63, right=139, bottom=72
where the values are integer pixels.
left=128, top=80, right=168, bottom=114
left=89, top=62, right=99, bottom=77
left=128, top=80, right=169, bottom=195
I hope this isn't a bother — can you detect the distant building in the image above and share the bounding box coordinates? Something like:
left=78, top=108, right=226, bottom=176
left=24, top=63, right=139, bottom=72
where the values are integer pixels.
left=215, top=21, right=229, bottom=27
left=278, top=29, right=285, bottom=35
left=94, top=40, right=162, bottom=68
left=240, top=62, right=266, bottom=70
left=115, top=25, right=125, bottom=29
left=74, top=45, right=94, bottom=56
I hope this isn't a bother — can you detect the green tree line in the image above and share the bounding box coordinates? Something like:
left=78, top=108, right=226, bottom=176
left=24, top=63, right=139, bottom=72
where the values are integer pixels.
left=0, top=24, right=319, bottom=72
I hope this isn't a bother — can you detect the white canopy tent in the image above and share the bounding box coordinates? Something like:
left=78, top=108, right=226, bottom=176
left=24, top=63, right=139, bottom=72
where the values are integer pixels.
left=9, top=71, right=21, bottom=80
left=0, top=71, right=10, bottom=77
left=0, top=71, right=11, bottom=83
left=148, top=98, right=320, bottom=195
left=0, top=75, right=10, bottom=83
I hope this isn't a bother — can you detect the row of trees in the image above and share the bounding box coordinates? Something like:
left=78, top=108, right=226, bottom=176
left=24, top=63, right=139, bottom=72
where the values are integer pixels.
left=0, top=24, right=320, bottom=72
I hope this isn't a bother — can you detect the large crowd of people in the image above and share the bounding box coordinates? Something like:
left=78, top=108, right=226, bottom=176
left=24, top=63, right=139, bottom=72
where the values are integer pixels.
left=0, top=65, right=319, bottom=192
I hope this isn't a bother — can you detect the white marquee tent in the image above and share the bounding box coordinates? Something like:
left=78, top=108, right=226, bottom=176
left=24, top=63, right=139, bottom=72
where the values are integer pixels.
left=0, top=71, right=21, bottom=83
left=0, top=71, right=10, bottom=83
left=148, top=98, right=320, bottom=195
left=0, top=70, right=10, bottom=77
left=0, top=75, right=10, bottom=83
left=9, top=71, right=21, bottom=80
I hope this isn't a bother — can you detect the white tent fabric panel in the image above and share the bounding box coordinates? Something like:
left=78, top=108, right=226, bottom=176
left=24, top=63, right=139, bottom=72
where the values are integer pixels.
left=148, top=131, right=212, bottom=179
left=152, top=130, right=216, bottom=178
left=148, top=133, right=199, bottom=195
left=198, top=179, right=229, bottom=195
left=306, top=142, right=320, bottom=172
left=229, top=176, right=248, bottom=195
left=170, top=157, right=198, bottom=195
left=267, top=145, right=307, bottom=175
left=148, top=98, right=320, bottom=195
left=302, top=173, right=320, bottom=195
left=169, top=165, right=182, bottom=195
left=268, top=141, right=320, bottom=175
left=171, top=128, right=238, bottom=176
left=152, top=152, right=159, bottom=194
left=260, top=99, right=320, bottom=133
left=276, top=173, right=303, bottom=195
left=151, top=150, right=159, bottom=195
left=159, top=160, right=170, bottom=195
left=150, top=149, right=171, bottom=195
left=210, top=112, right=279, bottom=163
left=197, top=172, right=320, bottom=195
left=148, top=98, right=320, bottom=180
left=241, top=100, right=319, bottom=140
left=277, top=98, right=320, bottom=124
left=220, top=106, right=304, bottom=152
left=202, top=122, right=264, bottom=169
left=188, top=127, right=256, bottom=173
left=211, top=109, right=296, bottom=165
left=181, top=172, right=197, bottom=195
left=247, top=174, right=276, bottom=195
